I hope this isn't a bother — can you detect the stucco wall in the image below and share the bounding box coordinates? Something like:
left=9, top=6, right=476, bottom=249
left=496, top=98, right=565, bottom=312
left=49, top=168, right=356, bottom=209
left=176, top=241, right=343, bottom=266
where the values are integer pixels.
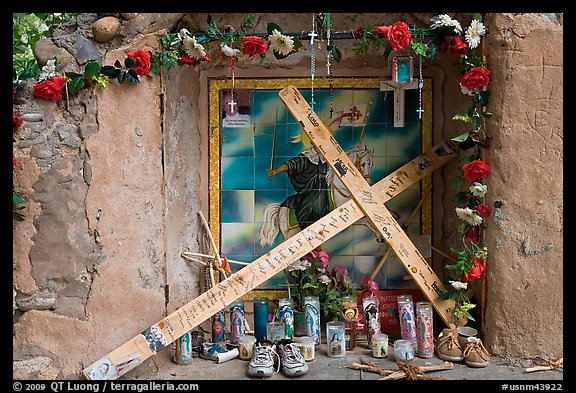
left=12, top=12, right=562, bottom=379
left=481, top=13, right=563, bottom=359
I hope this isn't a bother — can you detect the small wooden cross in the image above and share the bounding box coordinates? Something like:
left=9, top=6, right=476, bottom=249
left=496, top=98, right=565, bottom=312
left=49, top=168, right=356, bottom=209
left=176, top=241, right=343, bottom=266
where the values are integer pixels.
left=380, top=79, right=419, bottom=128
left=227, top=99, right=238, bottom=113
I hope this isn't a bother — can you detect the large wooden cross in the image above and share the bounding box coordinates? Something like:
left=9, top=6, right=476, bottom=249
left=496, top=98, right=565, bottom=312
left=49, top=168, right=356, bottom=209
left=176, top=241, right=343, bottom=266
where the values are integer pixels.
left=82, top=86, right=458, bottom=381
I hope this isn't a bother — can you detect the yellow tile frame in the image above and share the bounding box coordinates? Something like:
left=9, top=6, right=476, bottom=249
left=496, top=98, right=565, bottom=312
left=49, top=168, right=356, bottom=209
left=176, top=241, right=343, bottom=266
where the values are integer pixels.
left=208, top=77, right=433, bottom=300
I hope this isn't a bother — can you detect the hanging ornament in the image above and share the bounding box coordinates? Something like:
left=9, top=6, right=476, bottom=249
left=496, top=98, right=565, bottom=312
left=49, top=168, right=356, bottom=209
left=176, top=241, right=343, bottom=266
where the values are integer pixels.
left=308, top=13, right=317, bottom=111
left=326, top=12, right=334, bottom=119
left=417, top=32, right=424, bottom=119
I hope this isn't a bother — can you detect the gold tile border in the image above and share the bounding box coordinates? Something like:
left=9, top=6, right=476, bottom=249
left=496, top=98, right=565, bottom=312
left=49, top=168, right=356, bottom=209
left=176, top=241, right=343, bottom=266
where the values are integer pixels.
left=208, top=77, right=433, bottom=300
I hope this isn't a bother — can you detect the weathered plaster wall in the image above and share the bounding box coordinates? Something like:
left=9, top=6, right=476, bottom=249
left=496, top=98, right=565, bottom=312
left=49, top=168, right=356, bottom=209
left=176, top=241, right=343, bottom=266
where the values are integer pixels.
left=13, top=12, right=563, bottom=379
left=481, top=13, right=563, bottom=359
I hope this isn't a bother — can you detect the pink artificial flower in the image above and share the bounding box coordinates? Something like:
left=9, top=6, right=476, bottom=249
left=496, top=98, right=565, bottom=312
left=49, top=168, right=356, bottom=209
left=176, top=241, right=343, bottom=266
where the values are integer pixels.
left=310, top=249, right=329, bottom=268
left=360, top=276, right=379, bottom=296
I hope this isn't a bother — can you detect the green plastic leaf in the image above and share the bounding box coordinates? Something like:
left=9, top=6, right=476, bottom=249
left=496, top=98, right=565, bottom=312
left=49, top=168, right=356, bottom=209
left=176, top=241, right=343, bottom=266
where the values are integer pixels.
left=472, top=13, right=483, bottom=22
left=452, top=132, right=470, bottom=142
left=472, top=115, right=481, bottom=131
left=100, top=66, right=120, bottom=79
left=126, top=69, right=140, bottom=83
left=124, top=57, right=135, bottom=68
left=477, top=90, right=491, bottom=106
left=117, top=71, right=126, bottom=84
left=83, top=61, right=100, bottom=78
left=67, top=77, right=85, bottom=95
left=240, top=15, right=255, bottom=32
left=267, top=22, right=282, bottom=35
left=330, top=45, right=342, bottom=63
left=13, top=193, right=25, bottom=204
left=292, top=36, right=303, bottom=50
left=411, top=41, right=427, bottom=57
left=452, top=114, right=472, bottom=123
left=114, top=59, right=122, bottom=68
left=456, top=192, right=470, bottom=206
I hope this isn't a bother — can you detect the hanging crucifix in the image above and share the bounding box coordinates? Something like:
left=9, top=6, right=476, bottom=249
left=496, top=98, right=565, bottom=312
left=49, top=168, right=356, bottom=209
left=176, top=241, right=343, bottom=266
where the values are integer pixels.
left=380, top=55, right=419, bottom=128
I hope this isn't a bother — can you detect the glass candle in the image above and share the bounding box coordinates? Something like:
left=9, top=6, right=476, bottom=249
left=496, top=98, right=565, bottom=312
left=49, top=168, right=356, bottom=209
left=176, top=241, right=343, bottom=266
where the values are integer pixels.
left=238, top=335, right=257, bottom=360
left=363, top=296, right=380, bottom=345
left=174, top=331, right=193, bottom=365
left=278, top=298, right=294, bottom=339
left=394, top=339, right=415, bottom=361
left=296, top=335, right=316, bottom=361
left=253, top=298, right=269, bottom=342
left=211, top=309, right=226, bottom=345
left=229, top=299, right=245, bottom=344
left=266, top=321, right=285, bottom=344
left=341, top=295, right=358, bottom=350
left=415, top=301, right=434, bottom=358
left=304, top=296, right=321, bottom=346
left=397, top=295, right=417, bottom=347
left=326, top=321, right=346, bottom=358
left=371, top=333, right=389, bottom=359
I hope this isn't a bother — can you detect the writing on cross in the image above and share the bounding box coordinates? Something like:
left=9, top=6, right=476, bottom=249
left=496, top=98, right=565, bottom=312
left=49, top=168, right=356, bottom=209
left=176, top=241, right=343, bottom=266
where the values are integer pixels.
left=82, top=87, right=459, bottom=381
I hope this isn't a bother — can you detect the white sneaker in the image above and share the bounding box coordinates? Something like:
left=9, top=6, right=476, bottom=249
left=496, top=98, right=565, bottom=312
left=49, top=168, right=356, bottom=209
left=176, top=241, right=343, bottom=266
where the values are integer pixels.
left=277, top=339, right=308, bottom=377
left=248, top=341, right=279, bottom=378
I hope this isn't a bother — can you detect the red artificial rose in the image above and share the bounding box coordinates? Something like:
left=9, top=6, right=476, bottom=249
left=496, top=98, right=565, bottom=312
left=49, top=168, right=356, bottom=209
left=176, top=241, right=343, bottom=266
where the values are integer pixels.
left=240, top=36, right=267, bottom=55
left=13, top=154, right=17, bottom=167
left=445, top=36, right=469, bottom=56
left=375, top=21, right=412, bottom=51
left=460, top=67, right=491, bottom=90
left=462, top=159, right=491, bottom=182
left=465, top=227, right=480, bottom=242
left=180, top=53, right=197, bottom=65
left=474, top=204, right=492, bottom=218
left=127, top=50, right=151, bottom=76
left=13, top=112, right=22, bottom=130
left=180, top=53, right=211, bottom=66
left=461, top=257, right=485, bottom=282
left=33, top=76, right=67, bottom=100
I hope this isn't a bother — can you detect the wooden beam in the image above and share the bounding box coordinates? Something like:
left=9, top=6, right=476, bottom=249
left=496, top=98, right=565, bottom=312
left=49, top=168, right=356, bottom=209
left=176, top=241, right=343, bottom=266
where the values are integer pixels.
left=279, top=85, right=455, bottom=327
left=82, top=116, right=459, bottom=381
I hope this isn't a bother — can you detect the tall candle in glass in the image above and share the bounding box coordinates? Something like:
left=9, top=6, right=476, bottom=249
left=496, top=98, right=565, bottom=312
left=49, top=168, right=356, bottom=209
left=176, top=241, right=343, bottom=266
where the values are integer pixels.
left=363, top=296, right=380, bottom=345
left=229, top=299, right=245, bottom=344
left=397, top=295, right=417, bottom=347
left=253, top=298, right=269, bottom=342
left=341, top=295, right=358, bottom=350
left=304, top=296, right=321, bottom=346
left=326, top=321, right=346, bottom=358
left=278, top=298, right=294, bottom=339
left=211, top=309, right=226, bottom=346
left=415, top=301, right=434, bottom=358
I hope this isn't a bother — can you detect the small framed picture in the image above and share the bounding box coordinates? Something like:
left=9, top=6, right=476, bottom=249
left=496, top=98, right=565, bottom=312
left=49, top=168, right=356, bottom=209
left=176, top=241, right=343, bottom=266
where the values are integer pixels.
left=392, top=55, right=414, bottom=85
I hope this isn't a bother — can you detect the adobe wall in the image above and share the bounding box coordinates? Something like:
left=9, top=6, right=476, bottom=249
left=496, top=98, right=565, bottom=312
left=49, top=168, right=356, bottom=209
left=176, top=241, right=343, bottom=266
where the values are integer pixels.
left=12, top=13, right=562, bottom=379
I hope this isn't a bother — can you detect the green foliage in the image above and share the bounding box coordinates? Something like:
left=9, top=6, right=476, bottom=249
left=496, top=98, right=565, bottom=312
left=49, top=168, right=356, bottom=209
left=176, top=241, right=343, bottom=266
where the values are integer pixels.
left=13, top=13, right=79, bottom=79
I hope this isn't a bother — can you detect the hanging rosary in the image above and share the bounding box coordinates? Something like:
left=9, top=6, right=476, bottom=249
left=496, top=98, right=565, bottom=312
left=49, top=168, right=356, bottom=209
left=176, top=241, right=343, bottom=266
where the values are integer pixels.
left=326, top=13, right=334, bottom=119
left=230, top=45, right=236, bottom=108
left=309, top=13, right=317, bottom=111
left=417, top=32, right=424, bottom=119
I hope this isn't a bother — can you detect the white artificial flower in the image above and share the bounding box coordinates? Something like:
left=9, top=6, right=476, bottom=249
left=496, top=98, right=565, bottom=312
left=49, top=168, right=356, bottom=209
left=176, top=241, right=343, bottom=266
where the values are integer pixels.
left=465, top=19, right=486, bottom=49
left=455, top=207, right=483, bottom=226
left=39, top=58, right=58, bottom=81
left=430, top=14, right=462, bottom=34
left=319, top=275, right=331, bottom=284
left=450, top=280, right=468, bottom=290
left=182, top=35, right=207, bottom=60
left=220, top=43, right=240, bottom=57
left=470, top=182, right=488, bottom=197
left=460, top=84, right=474, bottom=96
left=268, top=29, right=295, bottom=56
left=178, top=28, right=191, bottom=41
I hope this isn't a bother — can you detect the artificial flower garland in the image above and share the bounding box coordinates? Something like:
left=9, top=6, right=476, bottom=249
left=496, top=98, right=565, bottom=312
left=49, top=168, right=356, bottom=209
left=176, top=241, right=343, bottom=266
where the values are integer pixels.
left=14, top=13, right=492, bottom=325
